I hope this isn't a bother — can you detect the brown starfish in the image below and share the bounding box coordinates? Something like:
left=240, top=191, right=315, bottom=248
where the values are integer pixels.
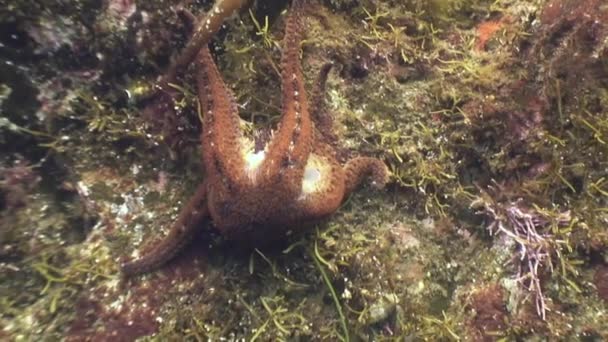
left=122, top=0, right=388, bottom=276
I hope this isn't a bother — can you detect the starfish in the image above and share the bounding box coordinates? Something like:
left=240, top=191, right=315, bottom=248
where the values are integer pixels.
left=122, top=0, right=388, bottom=276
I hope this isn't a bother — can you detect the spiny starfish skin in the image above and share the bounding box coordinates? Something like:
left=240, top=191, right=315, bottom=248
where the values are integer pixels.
left=122, top=0, right=388, bottom=276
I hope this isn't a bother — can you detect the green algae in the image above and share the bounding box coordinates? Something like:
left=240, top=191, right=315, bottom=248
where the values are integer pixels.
left=1, top=0, right=608, bottom=340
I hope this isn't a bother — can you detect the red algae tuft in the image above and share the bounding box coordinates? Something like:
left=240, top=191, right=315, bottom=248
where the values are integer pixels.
left=594, top=265, right=608, bottom=302
left=465, top=284, right=508, bottom=342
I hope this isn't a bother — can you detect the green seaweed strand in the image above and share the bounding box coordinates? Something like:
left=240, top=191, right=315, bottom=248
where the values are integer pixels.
left=312, top=241, right=350, bottom=342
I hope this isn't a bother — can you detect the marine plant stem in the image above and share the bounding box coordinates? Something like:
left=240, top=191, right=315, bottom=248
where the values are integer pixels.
left=311, top=241, right=350, bottom=342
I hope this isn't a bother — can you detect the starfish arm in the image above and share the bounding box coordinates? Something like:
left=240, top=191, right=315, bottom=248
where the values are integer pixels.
left=343, top=157, right=389, bottom=196
left=262, top=0, right=312, bottom=191
left=165, top=0, right=248, bottom=82
left=121, top=184, right=209, bottom=276
left=310, top=62, right=337, bottom=144
left=197, top=45, right=247, bottom=188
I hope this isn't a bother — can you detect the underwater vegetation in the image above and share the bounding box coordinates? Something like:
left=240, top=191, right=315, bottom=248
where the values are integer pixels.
left=0, top=0, right=607, bottom=340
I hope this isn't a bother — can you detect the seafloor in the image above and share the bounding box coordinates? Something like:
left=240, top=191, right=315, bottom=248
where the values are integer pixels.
left=1, top=0, right=607, bottom=340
